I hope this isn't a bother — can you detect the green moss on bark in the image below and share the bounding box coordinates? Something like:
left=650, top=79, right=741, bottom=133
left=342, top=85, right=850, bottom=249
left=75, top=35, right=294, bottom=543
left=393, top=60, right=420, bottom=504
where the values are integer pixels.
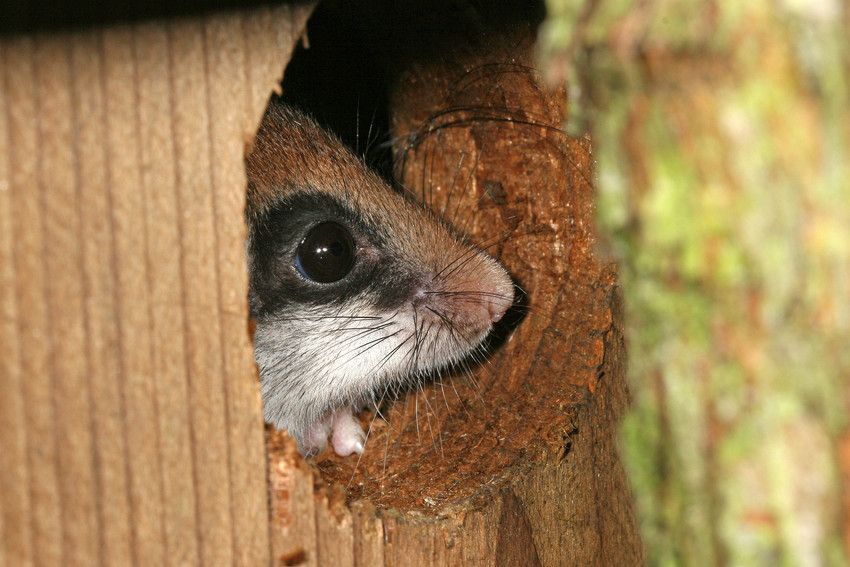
left=540, top=0, right=850, bottom=563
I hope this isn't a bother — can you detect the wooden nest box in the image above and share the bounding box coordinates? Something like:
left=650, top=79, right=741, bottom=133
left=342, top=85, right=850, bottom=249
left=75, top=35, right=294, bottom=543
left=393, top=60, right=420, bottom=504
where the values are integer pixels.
left=0, top=1, right=641, bottom=565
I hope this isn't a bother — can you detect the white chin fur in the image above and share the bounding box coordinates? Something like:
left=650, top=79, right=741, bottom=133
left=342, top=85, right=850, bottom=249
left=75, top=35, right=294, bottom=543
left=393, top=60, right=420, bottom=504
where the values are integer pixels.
left=255, top=297, right=491, bottom=456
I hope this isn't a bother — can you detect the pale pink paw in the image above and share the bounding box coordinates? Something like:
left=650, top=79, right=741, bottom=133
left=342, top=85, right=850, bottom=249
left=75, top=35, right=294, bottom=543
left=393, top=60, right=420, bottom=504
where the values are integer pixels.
left=299, top=415, right=332, bottom=457
left=331, top=409, right=366, bottom=457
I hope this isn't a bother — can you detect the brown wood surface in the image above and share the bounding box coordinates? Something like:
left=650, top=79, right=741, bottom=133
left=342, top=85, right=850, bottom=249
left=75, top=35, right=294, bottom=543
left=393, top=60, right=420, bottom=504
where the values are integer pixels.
left=0, top=5, right=313, bottom=565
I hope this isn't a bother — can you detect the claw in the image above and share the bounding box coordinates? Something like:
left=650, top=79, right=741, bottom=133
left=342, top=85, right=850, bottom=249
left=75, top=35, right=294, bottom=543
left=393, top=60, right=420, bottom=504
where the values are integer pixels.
left=298, top=414, right=332, bottom=457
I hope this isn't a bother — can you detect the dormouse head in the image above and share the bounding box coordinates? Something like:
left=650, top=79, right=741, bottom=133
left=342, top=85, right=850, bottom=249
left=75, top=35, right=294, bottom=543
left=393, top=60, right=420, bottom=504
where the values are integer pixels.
left=245, top=104, right=514, bottom=449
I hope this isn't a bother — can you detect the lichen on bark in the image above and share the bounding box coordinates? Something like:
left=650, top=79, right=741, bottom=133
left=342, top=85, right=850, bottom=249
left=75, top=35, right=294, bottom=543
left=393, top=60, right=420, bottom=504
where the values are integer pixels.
left=540, top=0, right=850, bottom=563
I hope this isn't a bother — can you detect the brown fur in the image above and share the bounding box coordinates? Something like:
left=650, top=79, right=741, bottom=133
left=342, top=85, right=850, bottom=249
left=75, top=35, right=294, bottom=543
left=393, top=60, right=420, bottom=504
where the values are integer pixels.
left=246, top=104, right=493, bottom=292
left=244, top=103, right=514, bottom=456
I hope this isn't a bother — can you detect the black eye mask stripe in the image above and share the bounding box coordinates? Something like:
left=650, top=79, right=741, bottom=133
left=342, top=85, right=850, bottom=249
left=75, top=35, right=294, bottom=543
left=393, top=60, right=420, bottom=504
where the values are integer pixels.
left=248, top=189, right=419, bottom=317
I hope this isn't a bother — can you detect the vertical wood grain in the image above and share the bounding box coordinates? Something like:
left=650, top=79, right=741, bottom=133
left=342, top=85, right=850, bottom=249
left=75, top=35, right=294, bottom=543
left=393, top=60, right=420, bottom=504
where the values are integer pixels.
left=351, top=501, right=385, bottom=567
left=69, top=31, right=135, bottom=567
left=459, top=510, right=497, bottom=565
left=0, top=42, right=34, bottom=567
left=34, top=33, right=100, bottom=566
left=4, top=37, right=63, bottom=566
left=269, top=440, right=323, bottom=567
left=203, top=13, right=271, bottom=566
left=0, top=500, right=5, bottom=566
left=70, top=33, right=132, bottom=565
left=101, top=27, right=167, bottom=566
left=243, top=6, right=285, bottom=121
left=133, top=22, right=201, bottom=566
left=242, top=4, right=314, bottom=125
left=1, top=7, right=313, bottom=565
left=315, top=490, right=355, bottom=567
left=168, top=18, right=235, bottom=567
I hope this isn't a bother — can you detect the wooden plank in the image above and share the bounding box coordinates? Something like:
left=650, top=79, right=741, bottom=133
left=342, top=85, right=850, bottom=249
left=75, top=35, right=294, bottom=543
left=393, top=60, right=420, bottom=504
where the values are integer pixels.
left=459, top=509, right=498, bottom=565
left=69, top=31, right=136, bottom=567
left=168, top=18, right=234, bottom=566
left=0, top=6, right=315, bottom=564
left=315, top=488, right=355, bottom=567
left=269, top=436, right=320, bottom=567
left=0, top=41, right=34, bottom=567
left=133, top=22, right=201, bottom=565
left=100, top=26, right=166, bottom=566
left=351, top=501, right=384, bottom=567
left=243, top=6, right=284, bottom=124
left=0, top=500, right=5, bottom=566
left=202, top=12, right=271, bottom=566
left=34, top=32, right=100, bottom=566
left=383, top=517, right=437, bottom=566
left=242, top=4, right=314, bottom=128
left=4, top=36, right=63, bottom=566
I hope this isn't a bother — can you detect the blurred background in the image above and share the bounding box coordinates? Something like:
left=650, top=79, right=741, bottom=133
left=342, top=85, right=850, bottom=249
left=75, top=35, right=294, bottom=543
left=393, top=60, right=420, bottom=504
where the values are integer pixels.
left=539, top=0, right=850, bottom=563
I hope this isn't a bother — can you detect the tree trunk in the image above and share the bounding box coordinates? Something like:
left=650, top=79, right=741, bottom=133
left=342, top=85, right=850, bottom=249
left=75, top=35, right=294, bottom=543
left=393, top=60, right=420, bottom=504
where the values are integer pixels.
left=540, top=0, right=850, bottom=562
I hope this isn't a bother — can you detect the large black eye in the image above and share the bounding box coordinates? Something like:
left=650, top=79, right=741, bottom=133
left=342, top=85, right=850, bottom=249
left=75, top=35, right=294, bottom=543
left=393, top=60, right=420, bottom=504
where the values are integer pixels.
left=294, top=222, right=356, bottom=283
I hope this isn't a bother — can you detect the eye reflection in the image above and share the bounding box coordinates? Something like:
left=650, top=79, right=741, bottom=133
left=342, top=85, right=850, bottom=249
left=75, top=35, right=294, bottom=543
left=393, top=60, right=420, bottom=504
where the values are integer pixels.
left=294, top=222, right=356, bottom=283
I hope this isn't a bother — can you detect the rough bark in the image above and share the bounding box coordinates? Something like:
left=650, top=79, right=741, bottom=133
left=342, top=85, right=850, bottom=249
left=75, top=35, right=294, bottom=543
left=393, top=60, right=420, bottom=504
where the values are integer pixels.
left=539, top=0, right=850, bottom=563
